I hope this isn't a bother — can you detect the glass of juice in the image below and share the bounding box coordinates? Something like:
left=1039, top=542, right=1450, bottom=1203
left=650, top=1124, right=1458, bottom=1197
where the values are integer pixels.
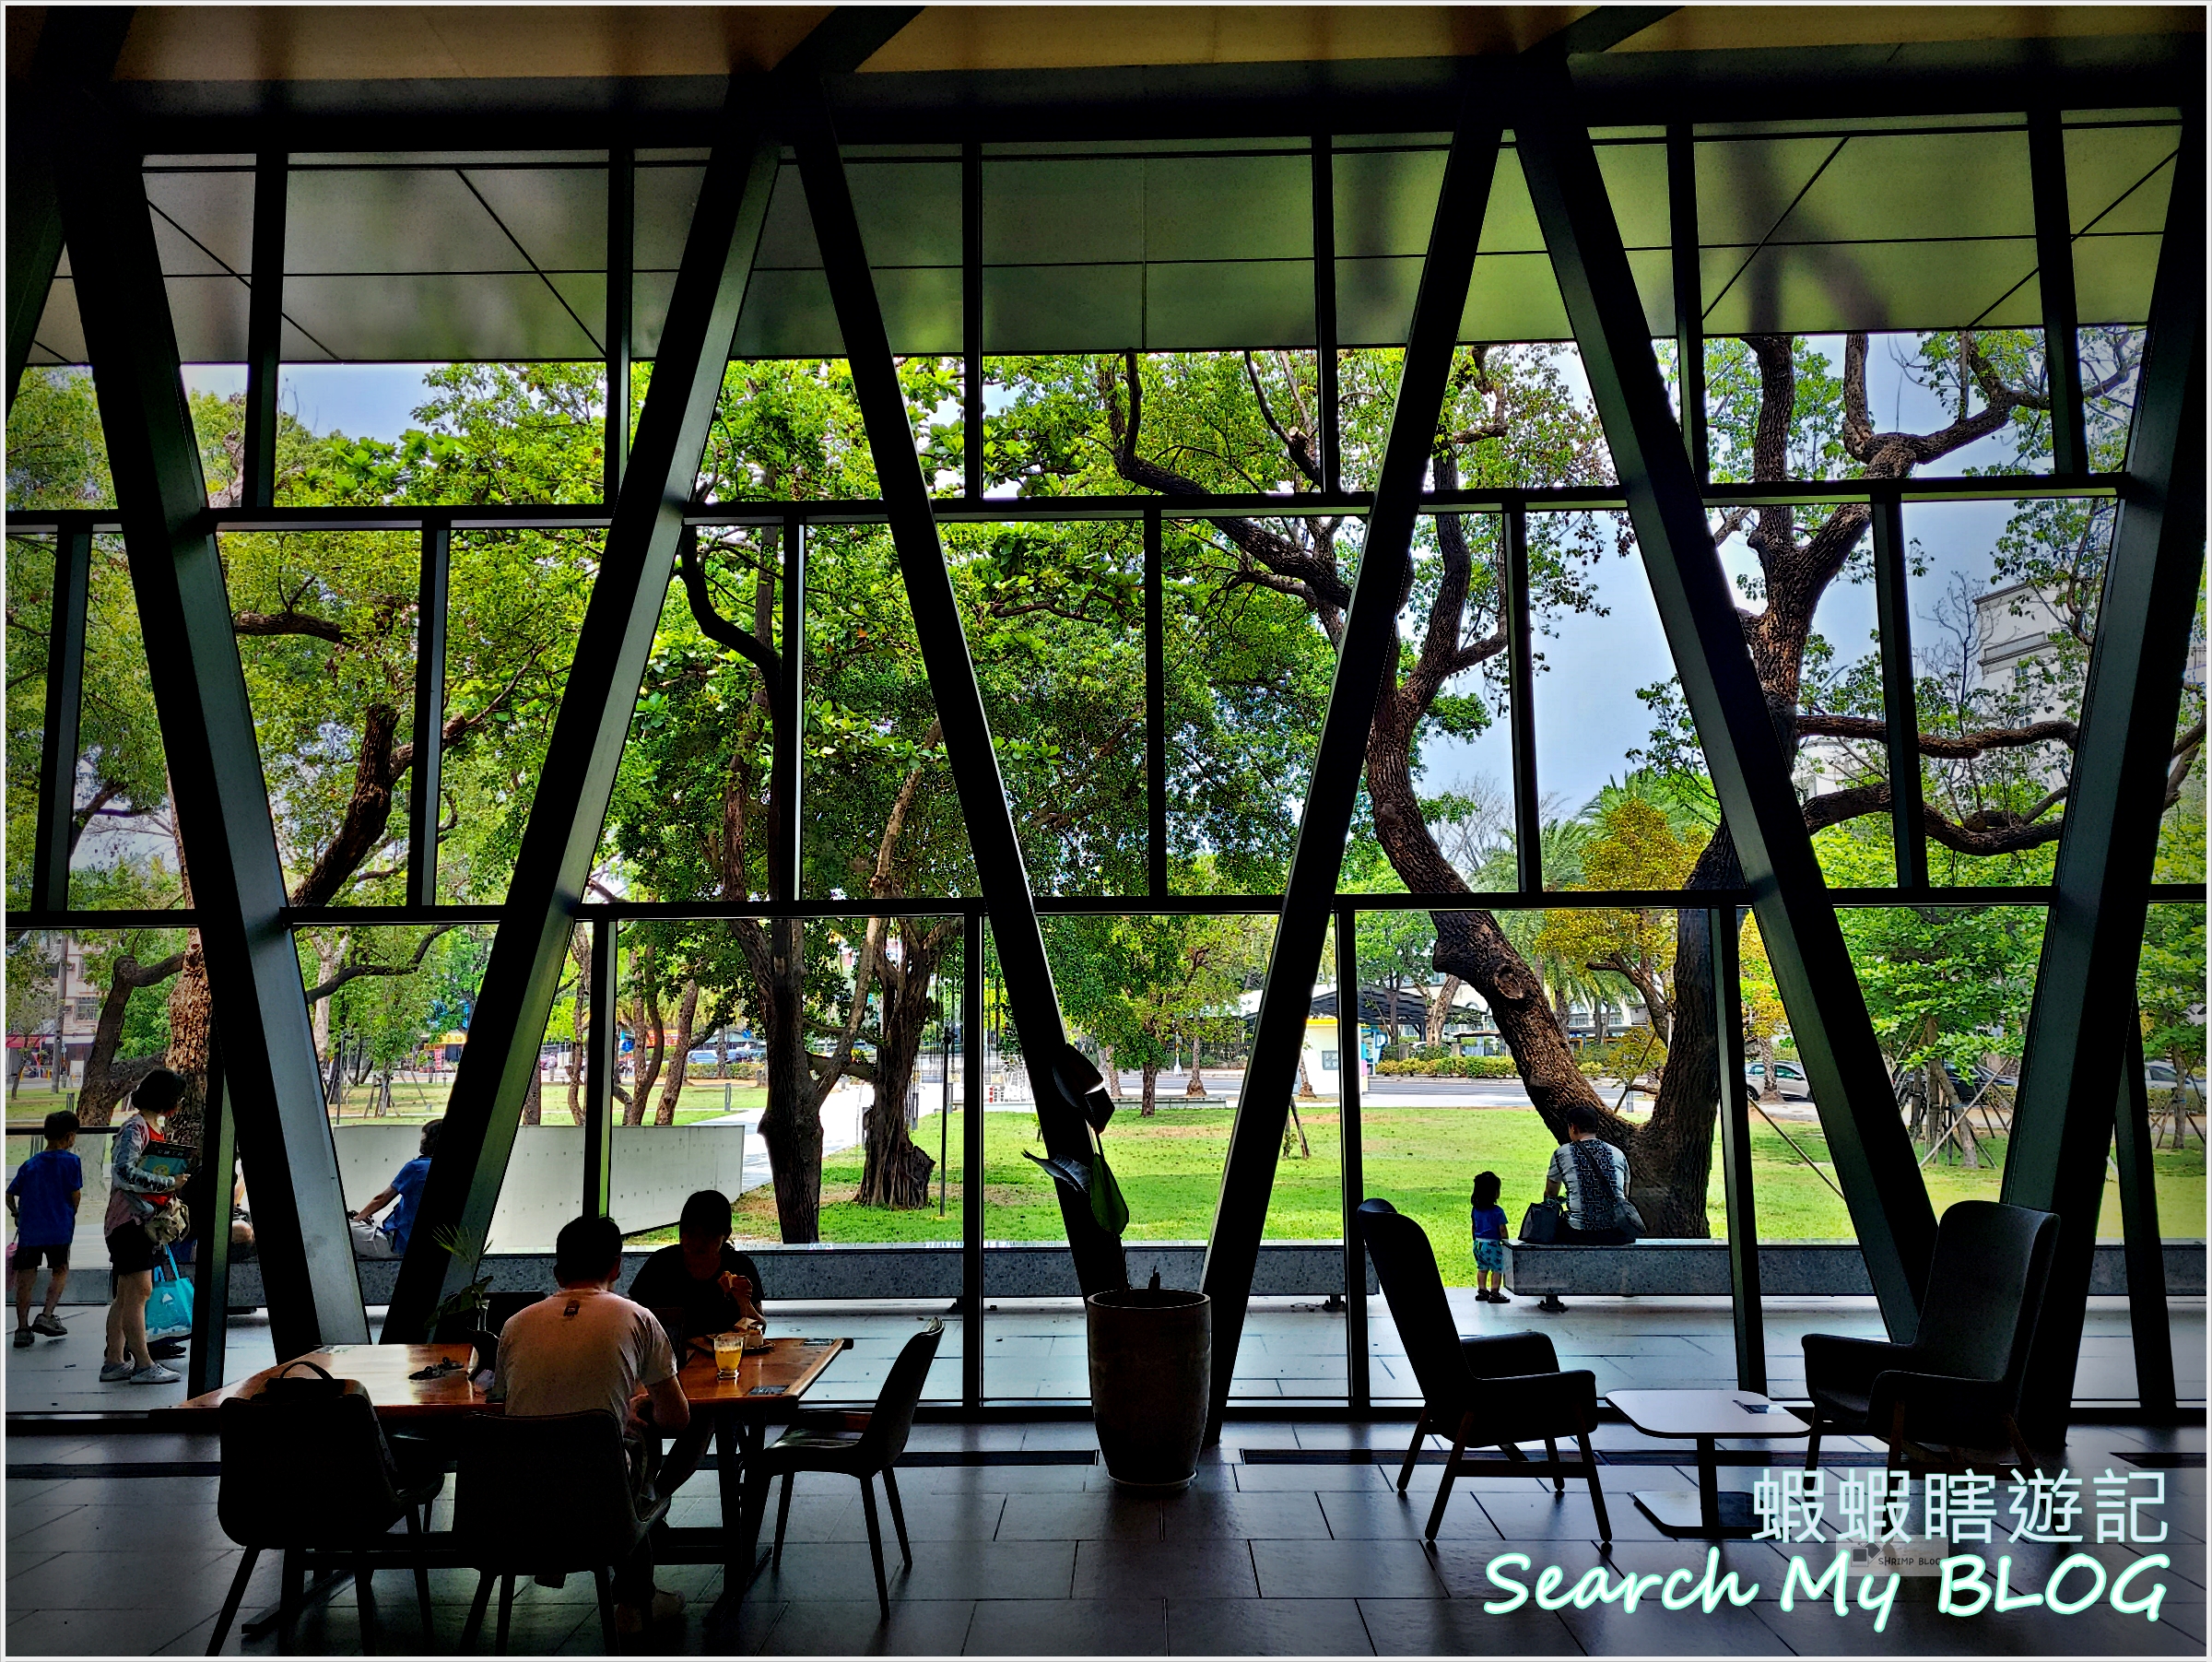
left=712, top=1332, right=745, bottom=1377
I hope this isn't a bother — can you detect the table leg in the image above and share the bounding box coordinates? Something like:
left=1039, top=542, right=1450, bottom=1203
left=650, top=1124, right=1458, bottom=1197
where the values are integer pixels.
left=1698, top=1437, right=1721, bottom=1534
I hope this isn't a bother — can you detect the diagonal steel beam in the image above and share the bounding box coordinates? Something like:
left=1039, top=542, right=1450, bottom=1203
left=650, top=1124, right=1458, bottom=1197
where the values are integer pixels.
left=384, top=10, right=918, bottom=1340
left=59, top=139, right=367, bottom=1357
left=1200, top=120, right=1503, bottom=1437
left=2002, top=129, right=2203, bottom=1439
left=1517, top=72, right=1937, bottom=1332
left=7, top=7, right=134, bottom=407
left=793, top=93, right=1127, bottom=1294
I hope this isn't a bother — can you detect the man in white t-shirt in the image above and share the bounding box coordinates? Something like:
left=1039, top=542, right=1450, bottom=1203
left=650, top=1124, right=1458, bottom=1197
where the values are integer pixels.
left=494, top=1214, right=691, bottom=1634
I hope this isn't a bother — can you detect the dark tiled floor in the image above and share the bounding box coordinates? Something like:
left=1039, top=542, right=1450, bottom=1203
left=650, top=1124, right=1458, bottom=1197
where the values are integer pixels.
left=5, top=1419, right=2205, bottom=1655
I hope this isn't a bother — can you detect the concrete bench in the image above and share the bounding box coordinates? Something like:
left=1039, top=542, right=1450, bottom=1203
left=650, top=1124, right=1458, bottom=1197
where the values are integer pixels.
left=67, top=1240, right=1371, bottom=1309
left=1503, top=1238, right=2207, bottom=1300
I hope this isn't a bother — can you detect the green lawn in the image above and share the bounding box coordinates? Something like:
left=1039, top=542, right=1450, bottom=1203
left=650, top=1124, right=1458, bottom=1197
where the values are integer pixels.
left=731, top=1104, right=2207, bottom=1289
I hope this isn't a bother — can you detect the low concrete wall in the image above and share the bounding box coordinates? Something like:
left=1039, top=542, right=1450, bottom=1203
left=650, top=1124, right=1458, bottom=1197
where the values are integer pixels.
left=332, top=1123, right=746, bottom=1255
left=194, top=1240, right=1370, bottom=1308
left=1503, top=1238, right=2208, bottom=1298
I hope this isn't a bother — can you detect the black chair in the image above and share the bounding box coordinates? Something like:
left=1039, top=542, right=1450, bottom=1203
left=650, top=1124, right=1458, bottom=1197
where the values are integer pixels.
left=747, top=1320, right=946, bottom=1617
left=1803, top=1199, right=2057, bottom=1474
left=207, top=1383, right=443, bottom=1654
left=1357, top=1197, right=1610, bottom=1542
left=453, top=1411, right=671, bottom=1654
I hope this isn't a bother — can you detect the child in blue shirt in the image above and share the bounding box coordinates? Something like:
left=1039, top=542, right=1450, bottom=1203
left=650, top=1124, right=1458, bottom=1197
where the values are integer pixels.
left=8, top=1110, right=84, bottom=1345
left=1469, top=1170, right=1510, bottom=1303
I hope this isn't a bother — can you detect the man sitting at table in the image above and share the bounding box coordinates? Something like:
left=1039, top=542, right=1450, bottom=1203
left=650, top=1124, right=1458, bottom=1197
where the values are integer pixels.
left=623, top=1189, right=764, bottom=1495
left=494, top=1213, right=689, bottom=1635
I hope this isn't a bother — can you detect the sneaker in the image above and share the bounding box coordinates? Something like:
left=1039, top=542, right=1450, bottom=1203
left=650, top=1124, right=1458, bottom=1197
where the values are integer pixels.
left=13, top=1329, right=31, bottom=1349
left=614, top=1589, right=685, bottom=1634
left=99, top=1361, right=135, bottom=1381
left=30, top=1314, right=66, bottom=1338
left=126, top=1363, right=182, bottom=1385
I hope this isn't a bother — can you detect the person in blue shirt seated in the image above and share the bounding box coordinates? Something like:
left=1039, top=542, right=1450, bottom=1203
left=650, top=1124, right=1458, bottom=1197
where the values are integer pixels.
left=350, top=1119, right=441, bottom=1258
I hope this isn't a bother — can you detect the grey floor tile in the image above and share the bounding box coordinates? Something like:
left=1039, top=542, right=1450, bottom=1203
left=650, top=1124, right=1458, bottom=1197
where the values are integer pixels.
left=1435, top=1538, right=1795, bottom=1602
left=1356, top=1599, right=1581, bottom=1656
left=12, top=1501, right=218, bottom=1554
left=997, top=1490, right=1162, bottom=1541
left=818, top=1489, right=1006, bottom=1545
left=964, top=1596, right=1164, bottom=1656
left=5, top=1497, right=86, bottom=1539
left=1251, top=1538, right=1448, bottom=1600
left=4, top=1478, right=72, bottom=1504
left=1092, top=1462, right=1238, bottom=1493
left=1159, top=1491, right=1332, bottom=1540
left=1166, top=1595, right=1372, bottom=1656
left=900, top=1464, right=1093, bottom=1494
left=761, top=1597, right=978, bottom=1656
left=11, top=1604, right=222, bottom=1656
left=754, top=1538, right=1076, bottom=1603
left=1559, top=1597, right=1793, bottom=1655
left=704, top=1594, right=791, bottom=1656
left=9, top=1546, right=237, bottom=1608
left=1073, top=1539, right=1261, bottom=1599
left=1751, top=1595, right=2204, bottom=1655
left=1477, top=1490, right=1666, bottom=1542
left=1235, top=1464, right=1390, bottom=1492
left=1319, top=1488, right=1502, bottom=1541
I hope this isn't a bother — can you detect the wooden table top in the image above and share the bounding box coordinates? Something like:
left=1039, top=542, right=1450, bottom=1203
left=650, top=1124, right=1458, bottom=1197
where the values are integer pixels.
left=677, top=1337, right=850, bottom=1407
left=174, top=1337, right=852, bottom=1419
left=1606, top=1388, right=1810, bottom=1440
left=174, top=1344, right=486, bottom=1416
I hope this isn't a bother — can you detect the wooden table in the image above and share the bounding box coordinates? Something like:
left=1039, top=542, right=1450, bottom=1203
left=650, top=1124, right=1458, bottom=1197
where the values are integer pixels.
left=174, top=1337, right=851, bottom=1625
left=173, top=1344, right=487, bottom=1416
left=1606, top=1389, right=1811, bottom=1538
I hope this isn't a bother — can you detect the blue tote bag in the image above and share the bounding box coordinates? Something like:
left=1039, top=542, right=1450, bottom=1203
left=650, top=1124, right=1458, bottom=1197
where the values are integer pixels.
left=145, top=1249, right=194, bottom=1342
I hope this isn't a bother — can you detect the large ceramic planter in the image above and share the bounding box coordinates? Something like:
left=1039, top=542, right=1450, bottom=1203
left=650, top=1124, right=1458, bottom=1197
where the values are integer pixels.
left=1086, top=1287, right=1211, bottom=1490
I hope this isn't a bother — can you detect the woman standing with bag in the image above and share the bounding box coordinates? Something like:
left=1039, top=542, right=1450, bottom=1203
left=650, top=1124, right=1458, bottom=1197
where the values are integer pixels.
left=102, top=1069, right=189, bottom=1385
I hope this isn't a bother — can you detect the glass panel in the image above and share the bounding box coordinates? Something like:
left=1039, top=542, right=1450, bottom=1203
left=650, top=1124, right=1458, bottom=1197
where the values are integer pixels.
left=740, top=155, right=962, bottom=358
left=1902, top=498, right=2109, bottom=884
left=1162, top=517, right=1330, bottom=893
left=6, top=368, right=114, bottom=506
left=695, top=359, right=909, bottom=503
left=6, top=536, right=54, bottom=910
left=955, top=521, right=1146, bottom=895
left=802, top=525, right=975, bottom=901
left=71, top=538, right=181, bottom=911
left=437, top=528, right=600, bottom=902
left=602, top=525, right=787, bottom=903
left=978, top=350, right=1322, bottom=501
left=2138, top=901, right=2206, bottom=1248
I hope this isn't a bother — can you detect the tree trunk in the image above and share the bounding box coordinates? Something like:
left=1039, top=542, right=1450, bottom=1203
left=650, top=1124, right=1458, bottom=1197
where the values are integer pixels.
left=520, top=1060, right=542, bottom=1126
left=76, top=950, right=185, bottom=1126
left=627, top=974, right=665, bottom=1125
left=753, top=919, right=824, bottom=1242
left=656, top=979, right=700, bottom=1126
left=310, top=933, right=345, bottom=1067
left=1099, top=1044, right=1119, bottom=1098
left=1425, top=974, right=1461, bottom=1045
left=1616, top=834, right=1746, bottom=1237
left=1296, top=1052, right=1317, bottom=1100
left=1141, top=1061, right=1159, bottom=1117
left=1186, top=1039, right=1207, bottom=1098
left=164, top=935, right=214, bottom=1149
left=857, top=923, right=951, bottom=1208
left=1758, top=1032, right=1783, bottom=1102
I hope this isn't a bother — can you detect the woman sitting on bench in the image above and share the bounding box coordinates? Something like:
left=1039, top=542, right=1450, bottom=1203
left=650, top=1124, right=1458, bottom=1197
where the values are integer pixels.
left=1542, top=1105, right=1633, bottom=1245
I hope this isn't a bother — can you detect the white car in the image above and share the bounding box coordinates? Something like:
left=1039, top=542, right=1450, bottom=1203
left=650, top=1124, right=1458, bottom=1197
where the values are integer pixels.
left=1745, top=1060, right=1812, bottom=1100
left=2145, top=1060, right=2204, bottom=1107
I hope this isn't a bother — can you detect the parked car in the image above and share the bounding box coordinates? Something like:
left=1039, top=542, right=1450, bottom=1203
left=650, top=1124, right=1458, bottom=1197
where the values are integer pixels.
left=2145, top=1060, right=2204, bottom=1106
left=1745, top=1060, right=1811, bottom=1100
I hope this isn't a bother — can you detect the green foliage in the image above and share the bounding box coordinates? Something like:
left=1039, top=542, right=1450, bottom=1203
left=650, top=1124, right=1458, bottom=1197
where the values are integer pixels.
left=1372, top=1055, right=1520, bottom=1079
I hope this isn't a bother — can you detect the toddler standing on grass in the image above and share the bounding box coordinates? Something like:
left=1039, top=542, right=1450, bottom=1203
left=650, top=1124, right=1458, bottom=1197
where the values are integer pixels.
left=1469, top=1170, right=1511, bottom=1303
left=8, top=1110, right=83, bottom=1346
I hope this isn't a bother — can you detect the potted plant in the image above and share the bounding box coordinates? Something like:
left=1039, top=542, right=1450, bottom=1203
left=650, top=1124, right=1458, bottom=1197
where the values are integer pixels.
left=1025, top=1049, right=1211, bottom=1490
